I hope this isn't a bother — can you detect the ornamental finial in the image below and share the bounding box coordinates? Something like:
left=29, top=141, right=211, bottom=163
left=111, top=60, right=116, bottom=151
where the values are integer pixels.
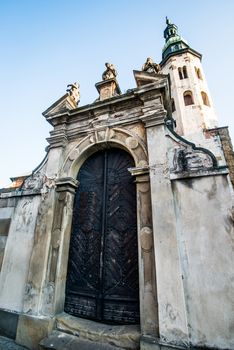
left=166, top=16, right=171, bottom=25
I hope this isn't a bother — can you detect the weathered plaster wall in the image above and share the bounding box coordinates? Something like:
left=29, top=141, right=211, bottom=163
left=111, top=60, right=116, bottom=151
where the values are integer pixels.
left=0, top=203, right=15, bottom=270
left=0, top=195, right=41, bottom=312
left=216, top=127, right=234, bottom=187
left=146, top=123, right=189, bottom=347
left=172, top=175, right=234, bottom=349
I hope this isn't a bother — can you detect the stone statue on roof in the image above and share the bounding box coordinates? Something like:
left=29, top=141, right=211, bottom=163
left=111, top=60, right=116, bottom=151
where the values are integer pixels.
left=66, top=82, right=80, bottom=104
left=102, top=63, right=117, bottom=81
left=142, top=57, right=161, bottom=74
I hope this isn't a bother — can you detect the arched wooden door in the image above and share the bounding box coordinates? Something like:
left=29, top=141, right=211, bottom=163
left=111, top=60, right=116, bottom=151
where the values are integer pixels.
left=65, top=148, right=139, bottom=324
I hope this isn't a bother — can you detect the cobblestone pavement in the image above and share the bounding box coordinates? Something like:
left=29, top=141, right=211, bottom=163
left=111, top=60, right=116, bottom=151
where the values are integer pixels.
left=0, top=336, right=28, bottom=350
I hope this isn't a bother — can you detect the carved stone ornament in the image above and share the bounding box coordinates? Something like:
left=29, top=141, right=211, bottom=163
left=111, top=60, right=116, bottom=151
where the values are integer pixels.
left=140, top=227, right=153, bottom=252
left=23, top=173, right=44, bottom=191
left=126, top=136, right=139, bottom=150
left=16, top=199, right=34, bottom=230
left=40, top=176, right=56, bottom=200
left=69, top=149, right=80, bottom=161
left=171, top=148, right=215, bottom=173
left=165, top=116, right=219, bottom=177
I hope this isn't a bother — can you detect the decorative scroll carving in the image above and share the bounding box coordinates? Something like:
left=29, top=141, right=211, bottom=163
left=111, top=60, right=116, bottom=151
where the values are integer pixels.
left=165, top=117, right=220, bottom=178
left=171, top=149, right=214, bottom=173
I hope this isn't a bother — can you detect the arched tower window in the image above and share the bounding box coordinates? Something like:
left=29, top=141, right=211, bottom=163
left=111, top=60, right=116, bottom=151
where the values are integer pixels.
left=183, top=91, right=194, bottom=106
left=178, top=67, right=183, bottom=80
left=183, top=66, right=188, bottom=78
left=201, top=91, right=210, bottom=106
left=178, top=66, right=188, bottom=79
left=195, top=67, right=203, bottom=80
left=171, top=98, right=176, bottom=112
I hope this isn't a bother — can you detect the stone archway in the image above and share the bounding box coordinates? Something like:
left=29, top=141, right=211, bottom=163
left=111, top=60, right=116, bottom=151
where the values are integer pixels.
left=48, top=128, right=159, bottom=338
left=64, top=147, right=140, bottom=324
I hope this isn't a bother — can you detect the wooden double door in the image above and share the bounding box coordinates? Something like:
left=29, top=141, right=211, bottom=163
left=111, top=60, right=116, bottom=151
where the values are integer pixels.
left=65, top=148, right=139, bottom=324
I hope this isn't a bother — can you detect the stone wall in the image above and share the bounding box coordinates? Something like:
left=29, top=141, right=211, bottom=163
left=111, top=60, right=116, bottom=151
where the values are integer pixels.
left=172, top=175, right=234, bottom=349
left=0, top=195, right=17, bottom=271
left=217, top=127, right=234, bottom=187
left=204, top=127, right=234, bottom=187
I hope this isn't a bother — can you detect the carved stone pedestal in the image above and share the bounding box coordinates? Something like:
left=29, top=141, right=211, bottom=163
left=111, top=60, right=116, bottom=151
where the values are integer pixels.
left=95, top=78, right=121, bottom=101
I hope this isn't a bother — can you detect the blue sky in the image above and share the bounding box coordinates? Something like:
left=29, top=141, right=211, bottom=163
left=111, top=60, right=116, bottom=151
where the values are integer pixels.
left=0, top=0, right=234, bottom=186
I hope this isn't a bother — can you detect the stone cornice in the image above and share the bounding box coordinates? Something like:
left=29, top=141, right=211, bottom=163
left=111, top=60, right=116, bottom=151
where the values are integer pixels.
left=128, top=166, right=149, bottom=177
left=55, top=177, right=78, bottom=194
left=45, top=78, right=168, bottom=127
left=46, top=134, right=67, bottom=148
left=140, top=110, right=167, bottom=128
left=44, top=78, right=169, bottom=147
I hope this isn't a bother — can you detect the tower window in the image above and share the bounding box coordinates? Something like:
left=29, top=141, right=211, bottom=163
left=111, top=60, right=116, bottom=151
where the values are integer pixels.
left=195, top=67, right=203, bottom=80
left=178, top=67, right=183, bottom=80
left=178, top=66, right=188, bottom=79
left=183, top=91, right=194, bottom=106
left=171, top=98, right=176, bottom=112
left=201, top=91, right=210, bottom=106
left=183, top=66, right=188, bottom=78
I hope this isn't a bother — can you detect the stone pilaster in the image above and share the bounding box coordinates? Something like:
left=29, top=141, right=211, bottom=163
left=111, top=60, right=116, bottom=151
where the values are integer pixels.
left=140, top=110, right=189, bottom=346
left=129, top=167, right=158, bottom=337
left=42, top=177, right=78, bottom=316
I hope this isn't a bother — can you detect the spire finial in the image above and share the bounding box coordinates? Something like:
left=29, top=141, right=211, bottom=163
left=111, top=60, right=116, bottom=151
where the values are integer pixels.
left=166, top=16, right=171, bottom=25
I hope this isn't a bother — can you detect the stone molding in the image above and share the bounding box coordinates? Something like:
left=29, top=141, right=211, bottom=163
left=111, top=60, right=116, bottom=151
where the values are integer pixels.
left=55, top=177, right=78, bottom=194
left=140, top=110, right=167, bottom=128
left=61, top=127, right=148, bottom=178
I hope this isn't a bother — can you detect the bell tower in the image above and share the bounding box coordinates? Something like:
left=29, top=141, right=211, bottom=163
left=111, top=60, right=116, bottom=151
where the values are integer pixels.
left=160, top=18, right=218, bottom=137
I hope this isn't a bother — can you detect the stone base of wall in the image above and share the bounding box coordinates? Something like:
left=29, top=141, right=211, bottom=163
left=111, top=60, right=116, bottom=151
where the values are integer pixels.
left=16, top=314, right=55, bottom=350
left=141, top=336, right=186, bottom=350
left=0, top=309, right=19, bottom=339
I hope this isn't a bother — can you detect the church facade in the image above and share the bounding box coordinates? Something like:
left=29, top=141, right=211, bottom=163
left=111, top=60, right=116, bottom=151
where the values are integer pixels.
left=0, top=20, right=233, bottom=350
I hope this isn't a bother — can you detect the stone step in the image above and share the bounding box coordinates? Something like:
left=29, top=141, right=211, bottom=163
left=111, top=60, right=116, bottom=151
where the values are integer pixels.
left=55, top=313, right=140, bottom=349
left=39, top=330, right=124, bottom=350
